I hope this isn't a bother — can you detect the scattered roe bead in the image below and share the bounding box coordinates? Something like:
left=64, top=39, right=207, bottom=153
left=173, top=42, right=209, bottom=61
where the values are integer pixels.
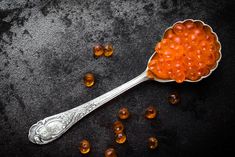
left=79, top=139, right=91, bottom=154
left=105, top=148, right=117, bottom=157
left=168, top=92, right=180, bottom=105
left=147, top=19, right=221, bottom=83
left=104, top=43, right=113, bottom=57
left=113, top=121, right=124, bottom=134
left=115, top=132, right=127, bottom=144
left=118, top=107, right=130, bottom=120
left=148, top=137, right=158, bottom=149
left=84, top=72, right=95, bottom=87
left=93, top=44, right=104, bottom=58
left=145, top=106, right=157, bottom=119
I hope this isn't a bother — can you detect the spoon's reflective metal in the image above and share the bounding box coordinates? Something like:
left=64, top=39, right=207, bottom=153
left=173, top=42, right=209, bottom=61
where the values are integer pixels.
left=28, top=19, right=221, bottom=144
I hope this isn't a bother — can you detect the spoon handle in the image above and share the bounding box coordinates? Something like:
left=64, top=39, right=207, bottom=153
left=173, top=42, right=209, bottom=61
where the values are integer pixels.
left=28, top=71, right=148, bottom=144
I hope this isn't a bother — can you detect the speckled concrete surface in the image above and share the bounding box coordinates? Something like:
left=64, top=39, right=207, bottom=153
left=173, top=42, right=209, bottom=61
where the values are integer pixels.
left=0, top=0, right=235, bottom=157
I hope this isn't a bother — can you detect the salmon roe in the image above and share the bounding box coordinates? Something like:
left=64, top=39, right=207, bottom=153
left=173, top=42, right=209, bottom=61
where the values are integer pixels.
left=79, top=139, right=91, bottom=154
left=148, top=20, right=221, bottom=83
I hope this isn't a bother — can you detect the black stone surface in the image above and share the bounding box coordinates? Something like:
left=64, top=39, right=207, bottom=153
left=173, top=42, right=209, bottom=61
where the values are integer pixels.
left=0, top=0, right=235, bottom=156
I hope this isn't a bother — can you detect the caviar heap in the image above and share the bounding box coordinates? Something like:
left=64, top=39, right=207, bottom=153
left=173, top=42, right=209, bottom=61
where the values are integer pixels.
left=148, top=20, right=221, bottom=83
left=79, top=139, right=91, bottom=154
left=84, top=73, right=95, bottom=87
left=118, top=107, right=130, bottom=120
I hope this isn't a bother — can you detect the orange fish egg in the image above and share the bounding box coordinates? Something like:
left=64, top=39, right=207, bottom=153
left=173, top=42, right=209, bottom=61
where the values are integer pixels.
left=79, top=139, right=91, bottom=154
left=148, top=19, right=220, bottom=83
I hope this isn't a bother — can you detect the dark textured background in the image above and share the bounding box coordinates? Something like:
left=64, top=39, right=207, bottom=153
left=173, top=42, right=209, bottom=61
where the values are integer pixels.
left=0, top=0, right=235, bottom=156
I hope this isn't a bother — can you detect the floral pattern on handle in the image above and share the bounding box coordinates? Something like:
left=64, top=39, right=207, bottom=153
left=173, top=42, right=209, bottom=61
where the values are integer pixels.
left=28, top=102, right=98, bottom=144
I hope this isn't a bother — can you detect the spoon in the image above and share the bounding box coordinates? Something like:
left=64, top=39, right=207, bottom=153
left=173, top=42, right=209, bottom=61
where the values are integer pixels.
left=28, top=19, right=221, bottom=144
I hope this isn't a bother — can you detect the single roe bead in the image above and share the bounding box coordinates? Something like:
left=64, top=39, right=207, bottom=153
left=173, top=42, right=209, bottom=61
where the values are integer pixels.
left=118, top=107, right=130, bottom=120
left=105, top=148, right=117, bottom=157
left=93, top=44, right=104, bottom=58
left=79, top=139, right=91, bottom=154
left=84, top=73, right=95, bottom=87
left=115, top=132, right=127, bottom=144
left=104, top=43, right=113, bottom=57
left=145, top=106, right=157, bottom=119
left=148, top=137, right=158, bottom=149
left=113, top=121, right=124, bottom=134
left=168, top=92, right=180, bottom=105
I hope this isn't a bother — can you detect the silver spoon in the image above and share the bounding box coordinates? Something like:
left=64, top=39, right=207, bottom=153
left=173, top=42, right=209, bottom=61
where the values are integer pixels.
left=28, top=19, right=221, bottom=144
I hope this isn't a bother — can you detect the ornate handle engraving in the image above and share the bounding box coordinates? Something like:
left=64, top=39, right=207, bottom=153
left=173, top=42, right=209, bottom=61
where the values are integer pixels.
left=28, top=102, right=97, bottom=144
left=28, top=71, right=148, bottom=144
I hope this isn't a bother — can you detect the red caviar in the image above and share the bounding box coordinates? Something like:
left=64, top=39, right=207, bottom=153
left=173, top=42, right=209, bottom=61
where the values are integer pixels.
left=148, top=20, right=221, bottom=83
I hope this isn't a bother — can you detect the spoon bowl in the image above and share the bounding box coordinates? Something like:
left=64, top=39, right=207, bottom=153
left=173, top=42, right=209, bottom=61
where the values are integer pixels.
left=147, top=19, right=222, bottom=83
